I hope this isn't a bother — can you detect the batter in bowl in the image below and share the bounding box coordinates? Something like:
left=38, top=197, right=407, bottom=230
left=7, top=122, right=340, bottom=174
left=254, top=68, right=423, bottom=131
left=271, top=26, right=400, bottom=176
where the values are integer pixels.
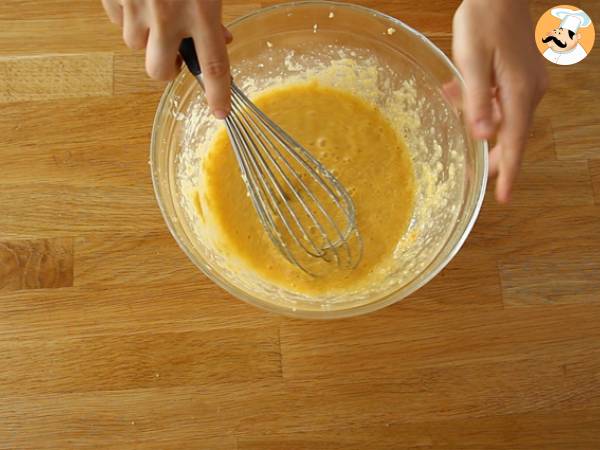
left=200, top=81, right=415, bottom=295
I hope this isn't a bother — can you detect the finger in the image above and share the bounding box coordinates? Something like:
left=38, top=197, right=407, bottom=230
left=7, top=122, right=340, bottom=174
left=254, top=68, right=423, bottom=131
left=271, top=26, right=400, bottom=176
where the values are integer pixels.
left=495, top=80, right=533, bottom=203
left=193, top=9, right=231, bottom=118
left=488, top=143, right=502, bottom=178
left=443, top=79, right=502, bottom=134
left=455, top=49, right=495, bottom=139
left=495, top=147, right=521, bottom=204
left=442, top=79, right=462, bottom=110
left=193, top=27, right=231, bottom=118
left=222, top=25, right=233, bottom=45
left=145, top=27, right=181, bottom=81
left=102, top=0, right=123, bottom=26
left=491, top=94, right=502, bottom=127
left=122, top=0, right=149, bottom=50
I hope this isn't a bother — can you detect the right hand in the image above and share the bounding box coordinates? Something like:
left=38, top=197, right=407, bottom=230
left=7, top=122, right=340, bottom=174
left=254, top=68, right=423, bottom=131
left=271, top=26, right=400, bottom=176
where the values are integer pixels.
left=451, top=0, right=548, bottom=203
left=102, top=0, right=233, bottom=118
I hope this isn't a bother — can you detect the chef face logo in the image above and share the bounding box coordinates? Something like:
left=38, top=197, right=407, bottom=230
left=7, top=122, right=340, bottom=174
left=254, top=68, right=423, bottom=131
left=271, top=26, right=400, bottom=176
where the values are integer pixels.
left=535, top=5, right=595, bottom=65
left=542, top=27, right=579, bottom=52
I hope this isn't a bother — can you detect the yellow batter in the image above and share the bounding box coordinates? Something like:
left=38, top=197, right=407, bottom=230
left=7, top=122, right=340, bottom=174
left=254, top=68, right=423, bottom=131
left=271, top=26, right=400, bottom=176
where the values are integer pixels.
left=201, top=81, right=415, bottom=294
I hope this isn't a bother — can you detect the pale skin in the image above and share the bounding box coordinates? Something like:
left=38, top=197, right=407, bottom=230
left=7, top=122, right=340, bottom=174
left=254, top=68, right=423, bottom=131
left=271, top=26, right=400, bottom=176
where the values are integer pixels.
left=102, top=0, right=547, bottom=204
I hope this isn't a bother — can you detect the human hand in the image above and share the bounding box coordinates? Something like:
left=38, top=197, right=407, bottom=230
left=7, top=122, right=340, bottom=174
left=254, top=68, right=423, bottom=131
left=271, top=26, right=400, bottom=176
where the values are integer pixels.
left=102, top=0, right=233, bottom=118
left=451, top=0, right=548, bottom=203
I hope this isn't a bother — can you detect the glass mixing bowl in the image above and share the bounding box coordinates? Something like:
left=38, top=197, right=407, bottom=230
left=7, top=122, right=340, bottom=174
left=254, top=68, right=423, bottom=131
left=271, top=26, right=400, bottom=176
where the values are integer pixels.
left=150, top=1, right=488, bottom=319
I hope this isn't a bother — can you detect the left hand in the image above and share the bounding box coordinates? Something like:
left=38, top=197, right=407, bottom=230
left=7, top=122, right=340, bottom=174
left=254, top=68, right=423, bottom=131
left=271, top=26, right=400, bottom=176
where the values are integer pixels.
left=451, top=0, right=548, bottom=203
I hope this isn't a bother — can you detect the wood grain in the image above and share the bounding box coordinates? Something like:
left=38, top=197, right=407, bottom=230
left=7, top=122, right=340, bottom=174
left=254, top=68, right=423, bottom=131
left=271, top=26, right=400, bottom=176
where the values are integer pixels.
left=0, top=18, right=122, bottom=56
left=407, top=243, right=504, bottom=309
left=0, top=53, right=113, bottom=103
left=590, top=159, right=600, bottom=204
left=0, top=93, right=160, bottom=147
left=0, top=183, right=161, bottom=239
left=508, top=161, right=594, bottom=206
left=114, top=52, right=166, bottom=95
left=0, top=283, right=277, bottom=342
left=522, top=118, right=556, bottom=161
left=0, top=140, right=152, bottom=186
left=500, top=256, right=600, bottom=305
left=238, top=411, right=600, bottom=450
left=1, top=0, right=600, bottom=449
left=473, top=205, right=600, bottom=258
left=553, top=119, right=600, bottom=160
left=0, top=1, right=107, bottom=20
left=0, top=327, right=281, bottom=396
left=0, top=238, right=73, bottom=291
left=74, top=231, right=206, bottom=287
left=278, top=304, right=600, bottom=380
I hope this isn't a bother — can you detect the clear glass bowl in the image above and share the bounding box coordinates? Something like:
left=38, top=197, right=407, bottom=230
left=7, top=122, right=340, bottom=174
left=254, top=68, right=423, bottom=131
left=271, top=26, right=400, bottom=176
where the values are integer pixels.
left=150, top=1, right=488, bottom=319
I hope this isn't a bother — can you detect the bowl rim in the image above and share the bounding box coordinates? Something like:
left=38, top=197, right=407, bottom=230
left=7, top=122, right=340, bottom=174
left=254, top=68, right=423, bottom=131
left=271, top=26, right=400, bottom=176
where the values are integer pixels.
left=150, top=0, right=489, bottom=319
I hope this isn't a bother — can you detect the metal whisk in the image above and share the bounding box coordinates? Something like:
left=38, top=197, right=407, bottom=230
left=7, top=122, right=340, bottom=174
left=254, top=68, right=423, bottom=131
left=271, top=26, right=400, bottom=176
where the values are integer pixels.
left=179, top=38, right=362, bottom=275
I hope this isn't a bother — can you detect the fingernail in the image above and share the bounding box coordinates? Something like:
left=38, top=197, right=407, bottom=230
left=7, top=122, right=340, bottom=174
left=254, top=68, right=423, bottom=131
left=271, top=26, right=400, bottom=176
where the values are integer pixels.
left=213, top=109, right=228, bottom=119
left=475, top=118, right=494, bottom=137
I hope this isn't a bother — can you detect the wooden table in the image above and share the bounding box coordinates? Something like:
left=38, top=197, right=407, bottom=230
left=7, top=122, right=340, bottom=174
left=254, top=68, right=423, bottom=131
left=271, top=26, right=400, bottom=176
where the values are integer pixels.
left=1, top=1, right=599, bottom=448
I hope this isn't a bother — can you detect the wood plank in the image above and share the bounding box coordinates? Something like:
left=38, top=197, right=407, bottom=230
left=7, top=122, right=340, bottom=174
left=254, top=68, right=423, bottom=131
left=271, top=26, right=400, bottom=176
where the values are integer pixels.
left=0, top=140, right=151, bottom=186
left=505, top=161, right=594, bottom=207
left=472, top=205, right=600, bottom=258
left=590, top=160, right=600, bottom=205
left=0, top=283, right=277, bottom=342
left=0, top=3, right=261, bottom=56
left=553, top=120, right=600, bottom=161
left=0, top=53, right=113, bottom=103
left=472, top=205, right=600, bottom=306
left=238, top=410, right=600, bottom=450
left=3, top=352, right=600, bottom=449
left=0, top=183, right=162, bottom=239
left=114, top=53, right=166, bottom=95
left=406, top=241, right=503, bottom=310
left=544, top=52, right=600, bottom=91
left=537, top=85, right=600, bottom=160
left=529, top=0, right=600, bottom=29
left=500, top=256, right=600, bottom=306
left=94, top=437, right=237, bottom=450
left=99, top=438, right=236, bottom=450
left=0, top=327, right=281, bottom=396
left=0, top=92, right=160, bottom=147
left=0, top=1, right=107, bottom=20
left=0, top=383, right=270, bottom=450
left=278, top=304, right=600, bottom=381
left=235, top=355, right=600, bottom=434
left=0, top=238, right=73, bottom=291
left=0, top=18, right=122, bottom=55
left=522, top=118, right=556, bottom=162
left=0, top=0, right=259, bottom=21
left=537, top=88, right=597, bottom=117
left=74, top=231, right=204, bottom=288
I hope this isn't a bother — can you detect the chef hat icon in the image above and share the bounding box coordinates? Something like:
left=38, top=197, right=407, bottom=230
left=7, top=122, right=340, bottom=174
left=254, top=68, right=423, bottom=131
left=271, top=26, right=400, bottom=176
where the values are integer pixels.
left=551, top=7, right=592, bottom=33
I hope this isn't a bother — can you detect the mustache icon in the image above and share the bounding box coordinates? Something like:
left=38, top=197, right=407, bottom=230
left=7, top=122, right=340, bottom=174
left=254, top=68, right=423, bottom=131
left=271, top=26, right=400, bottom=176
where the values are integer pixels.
left=542, top=35, right=567, bottom=48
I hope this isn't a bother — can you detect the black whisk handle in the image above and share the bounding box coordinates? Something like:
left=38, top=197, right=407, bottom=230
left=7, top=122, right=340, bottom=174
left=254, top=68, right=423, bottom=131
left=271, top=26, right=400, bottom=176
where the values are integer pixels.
left=179, top=37, right=202, bottom=77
